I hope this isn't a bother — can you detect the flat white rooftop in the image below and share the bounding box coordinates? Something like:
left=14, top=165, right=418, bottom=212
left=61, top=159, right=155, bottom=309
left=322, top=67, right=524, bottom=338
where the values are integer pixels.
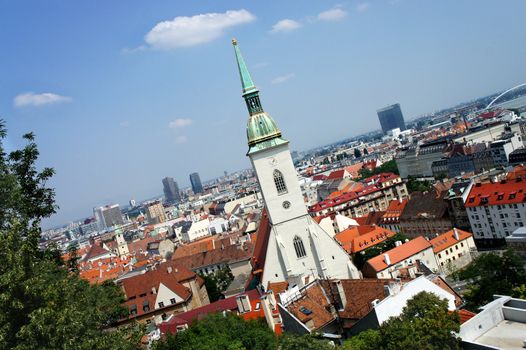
left=475, top=319, right=526, bottom=350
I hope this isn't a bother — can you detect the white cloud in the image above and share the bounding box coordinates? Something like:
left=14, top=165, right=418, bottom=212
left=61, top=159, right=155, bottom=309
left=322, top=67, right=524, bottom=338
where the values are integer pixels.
left=168, top=118, right=193, bottom=129
left=356, top=3, right=370, bottom=13
left=14, top=92, right=71, bottom=107
left=318, top=8, right=347, bottom=21
left=175, top=135, right=188, bottom=144
left=271, top=73, right=295, bottom=85
left=271, top=19, right=302, bottom=33
left=145, top=9, right=255, bottom=50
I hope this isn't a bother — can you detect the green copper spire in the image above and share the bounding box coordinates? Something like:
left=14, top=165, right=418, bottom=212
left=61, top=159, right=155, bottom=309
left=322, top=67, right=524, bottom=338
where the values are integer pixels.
left=232, top=38, right=257, bottom=95
left=232, top=39, right=286, bottom=152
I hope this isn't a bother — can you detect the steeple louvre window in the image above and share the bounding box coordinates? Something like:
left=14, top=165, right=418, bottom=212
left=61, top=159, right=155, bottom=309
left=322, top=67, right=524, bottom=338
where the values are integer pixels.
left=273, top=170, right=287, bottom=195
left=293, top=236, right=307, bottom=258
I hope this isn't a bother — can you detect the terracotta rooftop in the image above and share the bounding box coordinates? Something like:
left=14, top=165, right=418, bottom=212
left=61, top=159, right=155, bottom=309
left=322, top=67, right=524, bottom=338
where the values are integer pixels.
left=400, top=191, right=448, bottom=220
left=465, top=178, right=526, bottom=207
left=82, top=243, right=112, bottom=262
left=172, top=241, right=253, bottom=271
left=366, top=236, right=432, bottom=272
left=430, top=228, right=473, bottom=253
left=286, top=282, right=334, bottom=331
left=338, top=226, right=397, bottom=254
left=381, top=199, right=408, bottom=224
left=120, top=262, right=197, bottom=318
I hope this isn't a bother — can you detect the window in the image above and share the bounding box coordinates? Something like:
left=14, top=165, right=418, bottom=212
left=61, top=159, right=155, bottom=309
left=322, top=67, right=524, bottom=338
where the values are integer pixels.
left=158, top=302, right=164, bottom=308
left=170, top=298, right=177, bottom=305
left=273, top=170, right=287, bottom=195
left=293, top=236, right=307, bottom=258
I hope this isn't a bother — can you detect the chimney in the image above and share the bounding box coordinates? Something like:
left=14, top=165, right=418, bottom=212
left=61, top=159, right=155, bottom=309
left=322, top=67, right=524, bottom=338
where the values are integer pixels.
left=333, top=280, right=347, bottom=310
left=212, top=239, right=216, bottom=250
left=371, top=299, right=380, bottom=307
left=395, top=241, right=402, bottom=247
left=152, top=287, right=157, bottom=294
left=167, top=266, right=173, bottom=274
left=453, top=228, right=460, bottom=240
left=384, top=253, right=391, bottom=265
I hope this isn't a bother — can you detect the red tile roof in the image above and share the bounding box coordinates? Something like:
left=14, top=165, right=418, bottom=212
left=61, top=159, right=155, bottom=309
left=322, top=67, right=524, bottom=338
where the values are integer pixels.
left=309, top=173, right=401, bottom=214
left=286, top=282, right=334, bottom=331
left=457, top=309, right=477, bottom=324
left=120, top=262, right=196, bottom=318
left=338, top=226, right=397, bottom=254
left=381, top=199, right=408, bottom=224
left=252, top=208, right=271, bottom=276
left=82, top=243, right=112, bottom=262
left=466, top=179, right=526, bottom=207
left=366, top=236, right=432, bottom=272
left=158, top=289, right=261, bottom=334
left=327, top=169, right=346, bottom=180
left=430, top=228, right=472, bottom=253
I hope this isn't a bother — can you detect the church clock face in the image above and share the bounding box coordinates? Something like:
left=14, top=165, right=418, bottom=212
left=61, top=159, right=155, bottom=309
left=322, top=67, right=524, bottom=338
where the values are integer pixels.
left=268, top=157, right=277, bottom=166
left=282, top=201, right=291, bottom=209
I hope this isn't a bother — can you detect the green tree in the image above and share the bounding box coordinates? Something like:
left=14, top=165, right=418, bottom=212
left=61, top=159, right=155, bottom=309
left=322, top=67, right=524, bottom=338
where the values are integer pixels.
left=344, top=292, right=460, bottom=350
left=279, top=334, right=334, bottom=350
left=406, top=176, right=432, bottom=193
left=0, top=121, right=141, bottom=350
left=343, top=329, right=382, bottom=350
left=453, top=249, right=526, bottom=311
left=200, top=266, right=235, bottom=302
left=363, top=148, right=369, bottom=155
left=354, top=148, right=362, bottom=159
left=154, top=313, right=278, bottom=350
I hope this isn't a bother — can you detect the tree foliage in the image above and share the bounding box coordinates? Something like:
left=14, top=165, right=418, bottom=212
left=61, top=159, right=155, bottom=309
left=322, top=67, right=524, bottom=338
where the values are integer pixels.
left=154, top=313, right=333, bottom=350
left=0, top=120, right=142, bottom=350
left=354, top=148, right=362, bottom=159
left=344, top=292, right=460, bottom=350
left=353, top=232, right=408, bottom=269
left=200, top=266, right=235, bottom=302
left=453, top=249, right=526, bottom=311
left=153, top=313, right=278, bottom=350
left=406, top=176, right=432, bottom=194
left=357, top=159, right=399, bottom=180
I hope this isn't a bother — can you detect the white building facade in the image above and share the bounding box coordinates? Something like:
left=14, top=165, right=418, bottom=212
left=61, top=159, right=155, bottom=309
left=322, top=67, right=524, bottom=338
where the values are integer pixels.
left=232, top=40, right=360, bottom=289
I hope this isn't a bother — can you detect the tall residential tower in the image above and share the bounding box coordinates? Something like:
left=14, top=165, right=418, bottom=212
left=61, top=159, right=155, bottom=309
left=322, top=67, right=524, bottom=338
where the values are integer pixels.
left=232, top=39, right=359, bottom=288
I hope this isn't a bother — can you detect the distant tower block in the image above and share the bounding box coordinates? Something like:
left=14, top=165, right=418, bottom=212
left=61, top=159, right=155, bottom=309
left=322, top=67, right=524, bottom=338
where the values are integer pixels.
left=232, top=39, right=360, bottom=288
left=377, top=103, right=406, bottom=134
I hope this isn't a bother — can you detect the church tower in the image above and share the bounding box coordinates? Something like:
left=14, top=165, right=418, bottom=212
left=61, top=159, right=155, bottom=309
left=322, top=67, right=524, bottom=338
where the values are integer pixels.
left=232, top=39, right=360, bottom=288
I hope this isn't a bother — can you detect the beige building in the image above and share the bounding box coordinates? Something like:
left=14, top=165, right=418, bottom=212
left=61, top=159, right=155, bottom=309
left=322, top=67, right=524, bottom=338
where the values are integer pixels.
left=145, top=201, right=166, bottom=224
left=430, top=228, right=477, bottom=275
left=363, top=236, right=440, bottom=279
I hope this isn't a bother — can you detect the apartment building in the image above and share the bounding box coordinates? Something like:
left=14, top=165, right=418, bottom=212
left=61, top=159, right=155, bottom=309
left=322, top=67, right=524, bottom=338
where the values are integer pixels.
left=465, top=178, right=526, bottom=246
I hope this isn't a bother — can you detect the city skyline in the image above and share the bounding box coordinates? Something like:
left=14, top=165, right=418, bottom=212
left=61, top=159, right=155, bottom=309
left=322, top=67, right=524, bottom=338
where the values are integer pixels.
left=1, top=1, right=525, bottom=228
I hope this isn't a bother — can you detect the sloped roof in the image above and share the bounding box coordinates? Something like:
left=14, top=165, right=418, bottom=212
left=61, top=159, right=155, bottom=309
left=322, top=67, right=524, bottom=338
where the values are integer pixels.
left=381, top=199, right=408, bottom=224
left=321, top=279, right=392, bottom=321
left=82, top=243, right=112, bottom=262
left=465, top=178, right=526, bottom=207
left=286, top=282, right=334, bottom=331
left=366, top=236, right=432, bottom=272
left=159, top=289, right=261, bottom=334
left=401, top=191, right=448, bottom=220
left=172, top=242, right=254, bottom=270
left=252, top=208, right=271, bottom=275
left=430, top=228, right=473, bottom=253
left=121, top=262, right=195, bottom=318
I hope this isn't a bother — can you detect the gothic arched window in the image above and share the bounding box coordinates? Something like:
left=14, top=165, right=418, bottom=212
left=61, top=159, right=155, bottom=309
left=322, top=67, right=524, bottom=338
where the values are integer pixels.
left=273, top=169, right=287, bottom=195
left=293, top=236, right=307, bottom=258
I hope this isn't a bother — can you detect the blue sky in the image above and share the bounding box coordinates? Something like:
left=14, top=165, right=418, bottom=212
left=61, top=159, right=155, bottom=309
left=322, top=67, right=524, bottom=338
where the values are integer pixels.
left=1, top=0, right=525, bottom=228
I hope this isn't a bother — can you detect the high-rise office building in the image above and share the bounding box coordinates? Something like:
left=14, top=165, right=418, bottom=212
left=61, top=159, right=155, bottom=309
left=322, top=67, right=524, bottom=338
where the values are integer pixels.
left=377, top=103, right=406, bottom=134
left=93, top=204, right=124, bottom=230
left=162, top=177, right=181, bottom=203
left=189, top=172, right=203, bottom=194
